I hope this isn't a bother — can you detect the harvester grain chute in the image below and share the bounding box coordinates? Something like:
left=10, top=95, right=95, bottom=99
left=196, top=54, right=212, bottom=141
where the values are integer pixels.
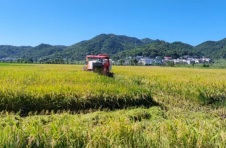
left=83, top=54, right=113, bottom=77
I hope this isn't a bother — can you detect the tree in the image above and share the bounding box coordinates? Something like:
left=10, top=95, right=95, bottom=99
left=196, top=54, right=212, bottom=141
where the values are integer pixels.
left=166, top=61, right=174, bottom=67
left=129, top=59, right=138, bottom=65
left=118, top=59, right=125, bottom=65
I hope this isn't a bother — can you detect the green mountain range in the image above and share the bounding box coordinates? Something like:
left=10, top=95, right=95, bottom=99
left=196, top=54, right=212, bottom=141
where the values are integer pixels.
left=0, top=34, right=226, bottom=61
left=194, top=38, right=226, bottom=59
left=45, top=34, right=155, bottom=61
left=0, top=45, right=32, bottom=58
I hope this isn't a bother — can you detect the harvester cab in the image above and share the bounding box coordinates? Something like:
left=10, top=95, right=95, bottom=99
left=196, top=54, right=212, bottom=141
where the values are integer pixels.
left=84, top=54, right=113, bottom=76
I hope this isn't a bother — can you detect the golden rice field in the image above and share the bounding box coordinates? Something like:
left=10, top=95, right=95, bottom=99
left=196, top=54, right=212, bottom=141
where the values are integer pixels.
left=0, top=63, right=226, bottom=147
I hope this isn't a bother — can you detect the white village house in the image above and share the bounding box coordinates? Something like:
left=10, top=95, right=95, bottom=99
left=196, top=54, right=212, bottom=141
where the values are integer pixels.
left=138, top=57, right=154, bottom=65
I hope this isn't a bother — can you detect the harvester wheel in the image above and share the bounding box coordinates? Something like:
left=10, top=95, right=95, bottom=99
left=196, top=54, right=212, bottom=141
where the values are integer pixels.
left=107, top=72, right=114, bottom=77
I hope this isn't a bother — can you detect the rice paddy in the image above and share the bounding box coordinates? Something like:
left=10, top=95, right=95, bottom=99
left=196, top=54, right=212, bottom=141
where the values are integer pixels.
left=0, top=64, right=226, bottom=147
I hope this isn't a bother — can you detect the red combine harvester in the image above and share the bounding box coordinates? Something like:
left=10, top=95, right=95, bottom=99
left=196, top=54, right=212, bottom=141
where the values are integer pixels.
left=84, top=54, right=113, bottom=76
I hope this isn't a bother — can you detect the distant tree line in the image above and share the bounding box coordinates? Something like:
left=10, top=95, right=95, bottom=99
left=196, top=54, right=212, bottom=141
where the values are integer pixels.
left=0, top=58, right=86, bottom=65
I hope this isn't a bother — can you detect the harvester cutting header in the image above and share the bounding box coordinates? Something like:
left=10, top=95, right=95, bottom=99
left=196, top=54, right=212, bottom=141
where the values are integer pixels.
left=84, top=54, right=113, bottom=76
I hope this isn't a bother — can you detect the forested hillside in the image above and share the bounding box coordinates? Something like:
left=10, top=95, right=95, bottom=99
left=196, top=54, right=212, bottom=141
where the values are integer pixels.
left=0, top=34, right=226, bottom=61
left=0, top=45, right=32, bottom=58
left=11, top=44, right=67, bottom=59
left=46, top=34, right=154, bottom=61
left=116, top=40, right=194, bottom=59
left=116, top=38, right=226, bottom=59
left=194, top=38, right=226, bottom=59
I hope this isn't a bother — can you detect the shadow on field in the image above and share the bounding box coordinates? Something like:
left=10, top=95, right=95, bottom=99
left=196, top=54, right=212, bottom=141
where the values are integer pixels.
left=0, top=93, right=161, bottom=117
left=197, top=88, right=226, bottom=105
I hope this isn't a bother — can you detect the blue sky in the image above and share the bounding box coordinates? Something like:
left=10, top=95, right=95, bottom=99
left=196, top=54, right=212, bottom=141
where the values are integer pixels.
left=0, top=0, right=225, bottom=46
